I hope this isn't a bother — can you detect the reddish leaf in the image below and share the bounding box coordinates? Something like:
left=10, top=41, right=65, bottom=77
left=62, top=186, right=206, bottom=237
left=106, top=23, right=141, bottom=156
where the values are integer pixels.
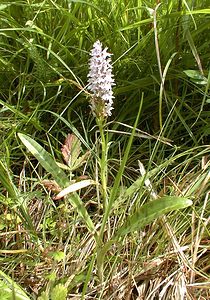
left=42, top=180, right=62, bottom=193
left=61, top=134, right=81, bottom=167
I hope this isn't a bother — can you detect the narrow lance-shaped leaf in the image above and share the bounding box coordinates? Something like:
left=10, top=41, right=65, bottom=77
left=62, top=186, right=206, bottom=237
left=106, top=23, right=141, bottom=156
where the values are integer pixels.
left=18, top=133, right=69, bottom=188
left=116, top=196, right=192, bottom=237
left=97, top=196, right=193, bottom=268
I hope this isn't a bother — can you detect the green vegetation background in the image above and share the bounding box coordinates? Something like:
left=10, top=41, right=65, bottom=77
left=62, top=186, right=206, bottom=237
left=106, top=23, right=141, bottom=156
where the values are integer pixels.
left=0, top=0, right=209, bottom=299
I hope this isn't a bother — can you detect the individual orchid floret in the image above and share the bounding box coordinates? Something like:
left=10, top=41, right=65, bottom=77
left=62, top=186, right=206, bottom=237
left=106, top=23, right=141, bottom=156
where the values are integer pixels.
left=87, top=40, right=115, bottom=118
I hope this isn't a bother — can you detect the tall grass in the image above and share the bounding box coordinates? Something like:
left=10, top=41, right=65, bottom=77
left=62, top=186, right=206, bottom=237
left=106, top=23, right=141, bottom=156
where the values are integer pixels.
left=0, top=0, right=209, bottom=299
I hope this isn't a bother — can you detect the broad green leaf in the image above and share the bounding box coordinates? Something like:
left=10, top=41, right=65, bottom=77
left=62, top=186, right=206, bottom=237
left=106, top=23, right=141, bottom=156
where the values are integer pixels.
left=117, top=196, right=192, bottom=237
left=18, top=133, right=69, bottom=188
left=0, top=270, right=31, bottom=300
left=183, top=70, right=207, bottom=85
left=183, top=70, right=203, bottom=79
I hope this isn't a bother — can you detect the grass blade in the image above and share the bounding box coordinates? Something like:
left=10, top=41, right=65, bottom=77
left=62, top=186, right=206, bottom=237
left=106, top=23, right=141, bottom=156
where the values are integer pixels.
left=0, top=160, right=35, bottom=232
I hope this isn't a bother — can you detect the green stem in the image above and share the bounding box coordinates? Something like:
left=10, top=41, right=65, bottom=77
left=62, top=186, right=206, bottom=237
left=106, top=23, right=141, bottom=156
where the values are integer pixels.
left=97, top=117, right=108, bottom=210
left=96, top=117, right=108, bottom=282
left=96, top=96, right=143, bottom=282
left=99, top=98, right=143, bottom=240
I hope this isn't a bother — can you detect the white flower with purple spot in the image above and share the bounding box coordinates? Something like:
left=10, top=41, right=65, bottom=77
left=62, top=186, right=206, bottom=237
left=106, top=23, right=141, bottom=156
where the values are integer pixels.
left=88, top=40, right=115, bottom=118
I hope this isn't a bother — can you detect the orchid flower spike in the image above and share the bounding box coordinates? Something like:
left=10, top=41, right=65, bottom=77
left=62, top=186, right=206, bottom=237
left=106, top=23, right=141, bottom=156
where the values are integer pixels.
left=87, top=40, right=115, bottom=118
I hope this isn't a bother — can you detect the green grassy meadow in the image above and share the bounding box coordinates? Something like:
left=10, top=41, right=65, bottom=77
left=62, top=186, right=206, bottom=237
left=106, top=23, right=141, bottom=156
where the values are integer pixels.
left=0, top=0, right=209, bottom=299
